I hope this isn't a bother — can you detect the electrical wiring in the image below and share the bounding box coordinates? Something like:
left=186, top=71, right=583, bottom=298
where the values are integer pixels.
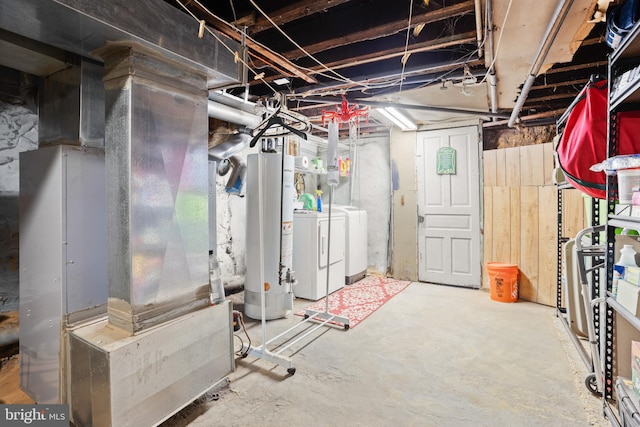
left=173, top=0, right=280, bottom=96
left=179, top=0, right=364, bottom=93
left=477, top=0, right=513, bottom=85
left=176, top=0, right=348, bottom=94
left=179, top=0, right=491, bottom=104
left=248, top=0, right=362, bottom=88
left=297, top=48, right=485, bottom=98
left=233, top=310, right=251, bottom=358
left=399, top=0, right=416, bottom=93
left=228, top=0, right=237, bottom=23
left=233, top=334, right=245, bottom=356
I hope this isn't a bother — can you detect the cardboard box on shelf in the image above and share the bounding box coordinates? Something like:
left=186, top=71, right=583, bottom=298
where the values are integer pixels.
left=617, top=279, right=640, bottom=316
left=627, top=266, right=640, bottom=286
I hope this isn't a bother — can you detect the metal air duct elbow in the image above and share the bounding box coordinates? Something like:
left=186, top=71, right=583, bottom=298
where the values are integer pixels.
left=223, top=155, right=247, bottom=195
left=208, top=127, right=251, bottom=162
left=209, top=128, right=251, bottom=195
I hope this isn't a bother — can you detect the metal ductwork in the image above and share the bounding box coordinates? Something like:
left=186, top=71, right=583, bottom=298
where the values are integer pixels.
left=222, top=155, right=248, bottom=195
left=208, top=100, right=262, bottom=128
left=209, top=128, right=251, bottom=194
left=0, top=0, right=240, bottom=88
left=209, top=127, right=252, bottom=161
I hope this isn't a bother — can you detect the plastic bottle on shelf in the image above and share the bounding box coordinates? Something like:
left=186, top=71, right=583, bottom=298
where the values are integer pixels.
left=316, top=188, right=323, bottom=213
left=613, top=244, right=638, bottom=298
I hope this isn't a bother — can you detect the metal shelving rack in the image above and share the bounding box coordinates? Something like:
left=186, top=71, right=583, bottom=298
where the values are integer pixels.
left=556, top=97, right=603, bottom=374
left=603, top=17, right=640, bottom=427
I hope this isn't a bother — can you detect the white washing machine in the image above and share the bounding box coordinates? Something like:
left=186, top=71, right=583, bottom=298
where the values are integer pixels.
left=331, top=205, right=368, bottom=284
left=293, top=211, right=345, bottom=300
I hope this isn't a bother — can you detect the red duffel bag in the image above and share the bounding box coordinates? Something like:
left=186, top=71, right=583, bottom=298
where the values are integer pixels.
left=556, top=78, right=640, bottom=199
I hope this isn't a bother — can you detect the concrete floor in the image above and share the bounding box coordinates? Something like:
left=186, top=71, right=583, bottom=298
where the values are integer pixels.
left=161, top=282, right=608, bottom=427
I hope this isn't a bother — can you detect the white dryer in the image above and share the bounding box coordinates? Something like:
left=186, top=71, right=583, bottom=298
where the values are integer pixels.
left=330, top=205, right=368, bottom=284
left=293, top=211, right=345, bottom=300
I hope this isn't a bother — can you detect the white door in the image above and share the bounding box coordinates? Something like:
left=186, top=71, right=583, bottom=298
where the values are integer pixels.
left=417, top=126, right=481, bottom=287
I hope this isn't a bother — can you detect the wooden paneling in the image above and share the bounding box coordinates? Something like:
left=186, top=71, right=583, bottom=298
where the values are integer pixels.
left=520, top=144, right=545, bottom=186
left=493, top=187, right=512, bottom=263
left=495, top=149, right=506, bottom=187
left=510, top=187, right=521, bottom=265
left=519, top=186, right=539, bottom=302
left=482, top=142, right=583, bottom=307
left=505, top=147, right=520, bottom=187
left=483, top=150, right=497, bottom=187
left=483, top=187, right=493, bottom=289
left=543, top=143, right=555, bottom=186
left=538, top=186, right=558, bottom=306
left=562, top=189, right=587, bottom=238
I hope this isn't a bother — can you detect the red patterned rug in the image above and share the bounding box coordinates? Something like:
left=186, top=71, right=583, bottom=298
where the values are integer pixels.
left=295, top=276, right=412, bottom=329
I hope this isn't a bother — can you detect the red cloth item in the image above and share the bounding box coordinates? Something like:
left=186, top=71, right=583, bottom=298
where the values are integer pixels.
left=557, top=79, right=640, bottom=199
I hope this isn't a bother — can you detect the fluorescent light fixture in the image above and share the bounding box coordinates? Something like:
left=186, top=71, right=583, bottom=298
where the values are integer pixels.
left=273, top=77, right=290, bottom=86
left=377, top=107, right=417, bottom=131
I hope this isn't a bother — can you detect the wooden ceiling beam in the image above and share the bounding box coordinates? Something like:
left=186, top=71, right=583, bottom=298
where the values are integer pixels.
left=297, top=32, right=478, bottom=76
left=252, top=31, right=477, bottom=80
left=529, top=77, right=589, bottom=91
left=247, top=0, right=353, bottom=35
left=281, top=0, right=476, bottom=60
left=525, top=92, right=581, bottom=103
left=291, top=58, right=484, bottom=96
left=180, top=1, right=317, bottom=83
left=483, top=109, right=566, bottom=128
left=542, top=60, right=608, bottom=75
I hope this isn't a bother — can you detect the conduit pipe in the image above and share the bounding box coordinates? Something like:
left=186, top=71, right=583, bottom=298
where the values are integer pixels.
left=474, top=0, right=484, bottom=59
left=507, top=0, right=575, bottom=127
left=486, top=0, right=498, bottom=115
left=357, top=99, right=511, bottom=119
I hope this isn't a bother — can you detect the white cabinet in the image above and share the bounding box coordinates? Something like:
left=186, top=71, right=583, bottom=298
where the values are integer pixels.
left=293, top=211, right=345, bottom=300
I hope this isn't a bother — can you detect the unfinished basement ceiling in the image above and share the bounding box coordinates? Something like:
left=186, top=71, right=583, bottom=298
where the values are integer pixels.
left=169, top=0, right=610, bottom=128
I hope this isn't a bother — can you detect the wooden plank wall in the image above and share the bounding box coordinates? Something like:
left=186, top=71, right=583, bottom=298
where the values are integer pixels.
left=483, top=142, right=587, bottom=306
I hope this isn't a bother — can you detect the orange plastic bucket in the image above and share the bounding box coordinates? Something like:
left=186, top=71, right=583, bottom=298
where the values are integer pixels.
left=487, top=262, right=519, bottom=303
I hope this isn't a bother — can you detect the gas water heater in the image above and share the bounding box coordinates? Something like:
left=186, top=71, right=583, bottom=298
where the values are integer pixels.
left=244, top=151, right=295, bottom=319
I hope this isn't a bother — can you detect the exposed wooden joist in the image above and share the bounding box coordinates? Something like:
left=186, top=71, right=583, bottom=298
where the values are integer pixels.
left=179, top=0, right=317, bottom=83
left=247, top=0, right=353, bottom=35
left=306, top=32, right=477, bottom=75
left=483, top=109, right=566, bottom=128
left=530, top=77, right=589, bottom=91
left=525, top=92, right=578, bottom=104
left=257, top=31, right=477, bottom=81
left=281, top=0, right=475, bottom=60
left=542, top=60, right=608, bottom=76
left=292, top=58, right=484, bottom=96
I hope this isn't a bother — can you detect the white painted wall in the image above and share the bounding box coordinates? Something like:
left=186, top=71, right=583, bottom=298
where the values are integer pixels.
left=216, top=161, right=248, bottom=278
left=0, top=100, right=38, bottom=311
left=332, top=135, right=391, bottom=274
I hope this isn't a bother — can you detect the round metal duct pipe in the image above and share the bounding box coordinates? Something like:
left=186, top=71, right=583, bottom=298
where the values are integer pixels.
left=207, top=100, right=261, bottom=128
